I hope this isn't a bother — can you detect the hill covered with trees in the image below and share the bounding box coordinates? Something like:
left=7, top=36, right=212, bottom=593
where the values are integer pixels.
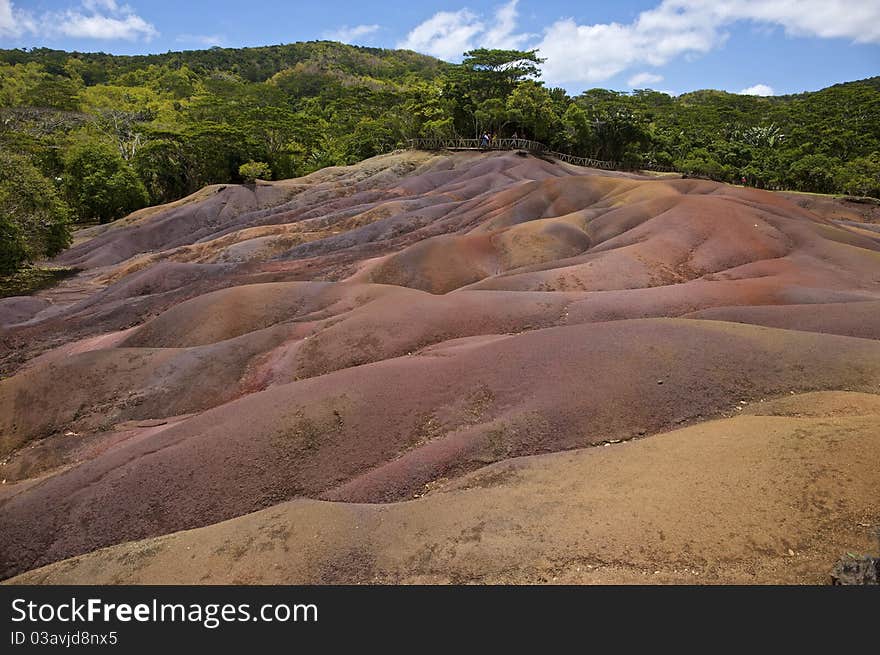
left=1, top=41, right=878, bottom=275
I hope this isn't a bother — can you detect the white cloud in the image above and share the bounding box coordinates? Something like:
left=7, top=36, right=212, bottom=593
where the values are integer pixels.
left=739, top=83, right=775, bottom=96
left=398, top=1, right=530, bottom=60
left=0, top=0, right=157, bottom=41
left=398, top=8, right=484, bottom=60
left=401, top=0, right=880, bottom=88
left=706, top=0, right=880, bottom=45
left=323, top=24, right=381, bottom=44
left=0, top=1, right=11, bottom=35
left=0, top=0, right=35, bottom=37
left=82, top=0, right=120, bottom=11
left=627, top=71, right=664, bottom=87
left=483, top=0, right=530, bottom=49
left=176, top=33, right=225, bottom=47
left=536, top=3, right=721, bottom=86
left=537, top=0, right=880, bottom=86
left=51, top=9, right=157, bottom=41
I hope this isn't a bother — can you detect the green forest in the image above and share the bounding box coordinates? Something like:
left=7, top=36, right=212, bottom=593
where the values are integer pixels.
left=1, top=41, right=879, bottom=276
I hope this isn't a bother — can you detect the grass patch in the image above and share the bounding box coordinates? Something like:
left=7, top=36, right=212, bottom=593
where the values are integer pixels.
left=0, top=265, right=79, bottom=298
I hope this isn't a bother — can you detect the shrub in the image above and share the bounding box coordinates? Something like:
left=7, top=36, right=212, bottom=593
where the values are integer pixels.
left=0, top=151, right=72, bottom=274
left=63, top=141, right=149, bottom=223
left=238, top=161, right=272, bottom=183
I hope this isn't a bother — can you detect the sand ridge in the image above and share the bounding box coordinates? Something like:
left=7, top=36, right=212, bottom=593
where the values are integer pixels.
left=10, top=391, right=879, bottom=585
left=1, top=150, right=878, bottom=582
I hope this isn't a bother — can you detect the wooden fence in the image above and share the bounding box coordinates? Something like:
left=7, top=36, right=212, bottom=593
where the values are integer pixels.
left=405, top=138, right=677, bottom=173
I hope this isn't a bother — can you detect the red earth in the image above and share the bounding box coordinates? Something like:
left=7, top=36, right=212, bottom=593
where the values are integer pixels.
left=1, top=150, right=878, bottom=583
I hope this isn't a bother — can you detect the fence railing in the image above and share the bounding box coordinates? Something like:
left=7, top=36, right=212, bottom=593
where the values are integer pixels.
left=406, top=137, right=546, bottom=153
left=405, top=138, right=676, bottom=174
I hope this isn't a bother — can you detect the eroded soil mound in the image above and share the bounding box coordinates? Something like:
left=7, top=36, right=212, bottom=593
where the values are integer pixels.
left=1, top=151, right=878, bottom=582
left=11, top=392, right=879, bottom=585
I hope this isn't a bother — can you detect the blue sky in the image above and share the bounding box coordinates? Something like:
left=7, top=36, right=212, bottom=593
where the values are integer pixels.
left=1, top=0, right=878, bottom=95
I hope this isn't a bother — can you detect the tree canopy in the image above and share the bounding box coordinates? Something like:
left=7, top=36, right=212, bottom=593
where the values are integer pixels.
left=0, top=151, right=71, bottom=274
left=0, top=41, right=878, bottom=275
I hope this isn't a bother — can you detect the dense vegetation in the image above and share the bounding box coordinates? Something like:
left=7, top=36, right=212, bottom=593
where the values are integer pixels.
left=1, top=41, right=879, bottom=274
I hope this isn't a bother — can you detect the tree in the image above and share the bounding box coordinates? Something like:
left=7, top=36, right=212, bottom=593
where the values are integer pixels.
left=241, top=105, right=302, bottom=179
left=80, top=85, right=158, bottom=160
left=835, top=152, right=880, bottom=198
left=677, top=148, right=730, bottom=181
left=506, top=82, right=559, bottom=144
left=23, top=76, right=81, bottom=111
left=238, top=160, right=271, bottom=183
left=787, top=154, right=838, bottom=193
left=344, top=118, right=397, bottom=162
left=459, top=49, right=544, bottom=100
left=1, top=43, right=878, bottom=234
left=586, top=107, right=649, bottom=161
left=132, top=136, right=188, bottom=204
left=561, top=103, right=592, bottom=152
left=396, top=80, right=455, bottom=140
left=269, top=62, right=341, bottom=98
left=63, top=141, right=149, bottom=223
left=474, top=98, right=509, bottom=137
left=0, top=151, right=71, bottom=274
left=0, top=209, right=28, bottom=275
left=182, top=124, right=255, bottom=189
left=447, top=49, right=546, bottom=136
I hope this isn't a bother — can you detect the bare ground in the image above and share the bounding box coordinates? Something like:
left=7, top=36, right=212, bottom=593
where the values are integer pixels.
left=10, top=391, right=878, bottom=585
left=1, top=151, right=879, bottom=583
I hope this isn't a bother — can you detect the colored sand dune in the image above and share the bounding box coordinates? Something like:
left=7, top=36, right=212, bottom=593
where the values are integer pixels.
left=1, top=150, right=878, bottom=583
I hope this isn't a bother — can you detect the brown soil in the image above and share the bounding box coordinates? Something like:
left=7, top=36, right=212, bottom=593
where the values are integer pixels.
left=1, top=150, right=878, bottom=583
left=10, top=391, right=878, bottom=585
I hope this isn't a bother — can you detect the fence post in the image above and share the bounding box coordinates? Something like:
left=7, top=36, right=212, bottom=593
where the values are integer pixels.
left=403, top=138, right=683, bottom=176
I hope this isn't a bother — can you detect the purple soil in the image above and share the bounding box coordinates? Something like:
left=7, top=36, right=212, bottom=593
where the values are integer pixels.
left=0, top=297, right=50, bottom=326
left=1, top=150, right=879, bottom=580
left=686, top=300, right=880, bottom=339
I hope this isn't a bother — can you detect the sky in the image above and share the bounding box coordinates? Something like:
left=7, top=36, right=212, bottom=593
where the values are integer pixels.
left=1, top=0, right=878, bottom=96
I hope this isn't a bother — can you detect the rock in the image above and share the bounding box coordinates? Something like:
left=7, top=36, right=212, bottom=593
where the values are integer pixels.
left=831, top=556, right=879, bottom=585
